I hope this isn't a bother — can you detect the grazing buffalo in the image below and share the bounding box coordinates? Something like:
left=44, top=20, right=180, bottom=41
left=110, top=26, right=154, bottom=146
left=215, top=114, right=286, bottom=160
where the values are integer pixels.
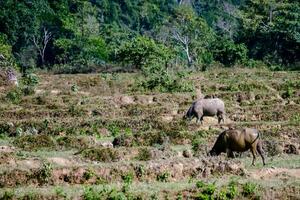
left=184, top=98, right=225, bottom=124
left=209, top=128, right=266, bottom=166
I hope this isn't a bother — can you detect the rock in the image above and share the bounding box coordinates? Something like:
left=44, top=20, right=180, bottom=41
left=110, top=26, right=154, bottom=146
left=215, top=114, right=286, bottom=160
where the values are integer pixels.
left=134, top=95, right=154, bottom=105
left=183, top=149, right=193, bottom=158
left=120, top=95, right=135, bottom=105
left=284, top=144, right=299, bottom=155
left=51, top=90, right=60, bottom=94
left=98, top=142, right=114, bottom=148
left=160, top=115, right=173, bottom=122
left=0, top=146, right=15, bottom=153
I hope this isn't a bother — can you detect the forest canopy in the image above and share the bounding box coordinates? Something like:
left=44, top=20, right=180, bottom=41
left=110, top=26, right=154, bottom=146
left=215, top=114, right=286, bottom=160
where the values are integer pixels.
left=0, top=0, right=299, bottom=72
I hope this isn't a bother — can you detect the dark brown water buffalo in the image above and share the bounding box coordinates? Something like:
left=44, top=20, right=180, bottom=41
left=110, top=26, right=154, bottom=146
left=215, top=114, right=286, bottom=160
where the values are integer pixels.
left=209, top=128, right=266, bottom=166
left=184, top=98, right=225, bottom=124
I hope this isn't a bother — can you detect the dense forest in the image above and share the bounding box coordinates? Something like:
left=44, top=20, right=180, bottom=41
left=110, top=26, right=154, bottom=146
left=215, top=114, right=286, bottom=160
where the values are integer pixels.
left=0, top=0, right=299, bottom=73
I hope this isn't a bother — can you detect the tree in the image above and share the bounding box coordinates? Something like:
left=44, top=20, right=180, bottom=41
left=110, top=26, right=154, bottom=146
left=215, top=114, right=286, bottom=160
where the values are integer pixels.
left=117, top=36, right=172, bottom=70
left=239, top=0, right=300, bottom=67
left=54, top=1, right=108, bottom=66
left=167, top=5, right=215, bottom=67
left=32, top=28, right=52, bottom=66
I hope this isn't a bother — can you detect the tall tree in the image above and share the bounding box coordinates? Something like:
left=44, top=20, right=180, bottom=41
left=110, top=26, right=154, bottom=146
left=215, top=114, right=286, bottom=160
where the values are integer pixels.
left=239, top=0, right=300, bottom=66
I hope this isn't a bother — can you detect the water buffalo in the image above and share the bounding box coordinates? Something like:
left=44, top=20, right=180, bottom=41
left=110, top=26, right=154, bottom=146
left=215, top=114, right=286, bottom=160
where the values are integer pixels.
left=209, top=128, right=266, bottom=166
left=184, top=98, right=225, bottom=124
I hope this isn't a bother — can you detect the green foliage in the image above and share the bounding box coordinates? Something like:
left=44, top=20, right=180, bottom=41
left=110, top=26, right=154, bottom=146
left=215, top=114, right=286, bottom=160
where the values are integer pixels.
left=135, top=165, right=145, bottom=179
left=196, top=182, right=216, bottom=200
left=108, top=123, right=121, bottom=137
left=80, top=147, right=120, bottom=162
left=167, top=5, right=216, bottom=67
left=68, top=104, right=84, bottom=117
left=83, top=187, right=103, bottom=200
left=21, top=73, right=39, bottom=95
left=6, top=88, right=22, bottom=104
left=117, top=36, right=172, bottom=69
left=136, top=147, right=152, bottom=161
left=242, top=182, right=258, bottom=197
left=122, top=172, right=134, bottom=185
left=192, top=137, right=205, bottom=156
left=157, top=171, right=170, bottom=182
left=83, top=186, right=137, bottom=200
left=1, top=189, right=15, bottom=200
left=13, top=135, right=56, bottom=150
left=225, top=181, right=238, bottom=199
left=83, top=169, right=95, bottom=181
left=240, top=0, right=300, bottom=66
left=212, top=37, right=248, bottom=66
left=0, top=33, right=13, bottom=59
left=55, top=187, right=67, bottom=199
left=137, top=68, right=194, bottom=93
left=71, top=84, right=79, bottom=93
left=37, top=162, right=53, bottom=183
left=0, top=0, right=298, bottom=71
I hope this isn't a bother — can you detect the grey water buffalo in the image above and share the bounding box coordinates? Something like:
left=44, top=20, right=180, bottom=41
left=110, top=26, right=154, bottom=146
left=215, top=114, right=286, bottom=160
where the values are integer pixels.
left=184, top=98, right=225, bottom=124
left=209, top=128, right=266, bottom=166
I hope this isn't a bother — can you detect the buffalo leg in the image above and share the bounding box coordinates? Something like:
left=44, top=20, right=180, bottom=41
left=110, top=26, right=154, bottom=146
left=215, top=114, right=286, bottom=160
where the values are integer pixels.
left=217, top=112, right=224, bottom=124
left=227, top=149, right=235, bottom=158
left=257, top=142, right=266, bottom=165
left=250, top=147, right=257, bottom=166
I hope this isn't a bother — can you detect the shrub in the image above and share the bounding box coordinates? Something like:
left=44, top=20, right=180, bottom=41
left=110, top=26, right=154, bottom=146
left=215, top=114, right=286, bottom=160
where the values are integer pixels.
left=134, top=165, right=145, bottom=179
left=68, top=104, right=85, bottom=117
left=36, top=162, right=53, bottom=184
left=242, top=182, right=258, bottom=197
left=71, top=84, right=79, bottom=93
left=157, top=171, right=170, bottom=182
left=83, top=187, right=102, bottom=200
left=55, top=187, right=67, bottom=199
left=225, top=181, right=238, bottom=199
left=13, top=135, right=56, bottom=150
left=107, top=123, right=120, bottom=137
left=83, top=169, right=95, bottom=180
left=195, top=181, right=216, bottom=200
left=117, top=36, right=172, bottom=69
left=122, top=172, right=134, bottom=185
left=212, top=37, right=248, bottom=67
left=192, top=137, right=204, bottom=156
left=137, top=68, right=194, bottom=93
left=6, top=88, right=22, bottom=104
left=56, top=136, right=93, bottom=149
left=21, top=73, right=39, bottom=96
left=1, top=190, right=14, bottom=200
left=136, top=147, right=152, bottom=161
left=80, top=147, right=120, bottom=162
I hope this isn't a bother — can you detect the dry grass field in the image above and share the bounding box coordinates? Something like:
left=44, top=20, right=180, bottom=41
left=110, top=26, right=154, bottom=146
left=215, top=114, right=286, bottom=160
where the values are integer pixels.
left=0, top=68, right=300, bottom=199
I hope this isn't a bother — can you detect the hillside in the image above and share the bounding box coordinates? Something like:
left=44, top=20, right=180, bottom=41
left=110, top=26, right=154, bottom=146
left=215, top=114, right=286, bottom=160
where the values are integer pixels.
left=0, top=68, right=300, bottom=199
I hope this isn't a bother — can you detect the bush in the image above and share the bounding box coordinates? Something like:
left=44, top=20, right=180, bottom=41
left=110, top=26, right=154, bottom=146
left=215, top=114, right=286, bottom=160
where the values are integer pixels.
left=157, top=171, right=170, bottom=182
left=21, top=73, right=39, bottom=95
left=80, top=147, right=120, bottom=162
left=117, top=36, right=172, bottom=69
left=137, top=68, right=194, bottom=93
left=212, top=37, right=248, bottom=67
left=13, top=135, right=56, bottom=150
left=122, top=172, right=134, bottom=185
left=225, top=181, right=238, bottom=199
left=36, top=162, right=53, bottom=184
left=6, top=88, right=22, bottom=104
left=136, top=147, right=152, bottom=161
left=242, top=182, right=258, bottom=197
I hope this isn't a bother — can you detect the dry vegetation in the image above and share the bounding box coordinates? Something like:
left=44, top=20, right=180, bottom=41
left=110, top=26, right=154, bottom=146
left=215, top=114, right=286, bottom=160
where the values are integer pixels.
left=0, top=68, right=300, bottom=199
